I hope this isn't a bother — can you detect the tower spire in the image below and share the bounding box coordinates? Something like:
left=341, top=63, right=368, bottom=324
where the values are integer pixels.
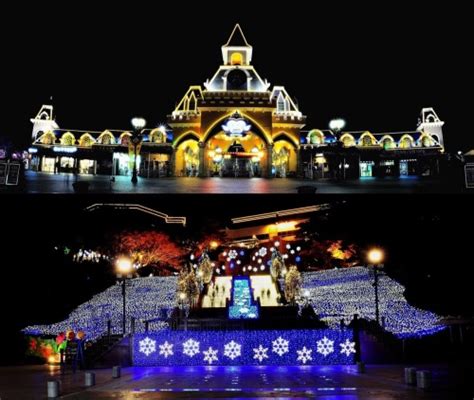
left=221, top=24, right=253, bottom=66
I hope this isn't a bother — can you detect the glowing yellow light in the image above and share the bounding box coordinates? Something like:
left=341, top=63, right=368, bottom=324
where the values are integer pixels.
left=231, top=52, right=243, bottom=65
left=210, top=241, right=219, bottom=249
left=116, top=257, right=133, bottom=274
left=208, top=151, right=215, bottom=158
left=179, top=292, right=186, bottom=300
left=367, top=248, right=384, bottom=264
left=48, top=355, right=57, bottom=364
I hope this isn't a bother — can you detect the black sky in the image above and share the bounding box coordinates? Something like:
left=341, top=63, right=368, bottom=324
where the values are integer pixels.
left=1, top=3, right=472, bottom=151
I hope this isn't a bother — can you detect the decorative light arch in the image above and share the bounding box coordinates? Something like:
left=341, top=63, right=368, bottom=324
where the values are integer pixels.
left=97, top=130, right=116, bottom=145
left=379, top=135, right=395, bottom=150
left=119, top=131, right=132, bottom=145
left=173, top=132, right=201, bottom=148
left=359, top=131, right=376, bottom=146
left=149, top=128, right=166, bottom=144
left=273, top=132, right=299, bottom=148
left=340, top=133, right=356, bottom=148
left=202, top=111, right=272, bottom=145
left=38, top=131, right=56, bottom=145
left=307, top=129, right=325, bottom=145
left=60, top=132, right=76, bottom=146
left=79, top=133, right=95, bottom=147
left=399, top=134, right=415, bottom=149
left=418, top=132, right=434, bottom=147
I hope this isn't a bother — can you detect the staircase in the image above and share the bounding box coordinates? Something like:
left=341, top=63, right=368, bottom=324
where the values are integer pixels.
left=84, top=334, right=127, bottom=368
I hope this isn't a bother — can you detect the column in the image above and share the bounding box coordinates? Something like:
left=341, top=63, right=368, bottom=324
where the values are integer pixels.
left=170, top=149, right=176, bottom=177
left=266, top=143, right=274, bottom=179
left=297, top=147, right=304, bottom=178
left=198, top=142, right=206, bottom=177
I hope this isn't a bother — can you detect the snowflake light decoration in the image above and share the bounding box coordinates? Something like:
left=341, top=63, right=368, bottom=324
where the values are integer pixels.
left=203, top=347, right=218, bottom=364
left=272, top=336, right=289, bottom=356
left=139, top=337, right=156, bottom=356
left=258, top=247, right=268, bottom=257
left=224, top=340, right=242, bottom=360
left=296, top=346, right=313, bottom=364
left=228, top=249, right=238, bottom=259
left=183, top=339, right=200, bottom=357
left=339, top=339, right=356, bottom=356
left=316, top=336, right=334, bottom=356
left=159, top=341, right=174, bottom=358
left=253, top=345, right=269, bottom=362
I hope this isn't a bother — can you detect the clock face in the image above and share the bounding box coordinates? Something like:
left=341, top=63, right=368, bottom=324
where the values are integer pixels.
left=227, top=69, right=247, bottom=90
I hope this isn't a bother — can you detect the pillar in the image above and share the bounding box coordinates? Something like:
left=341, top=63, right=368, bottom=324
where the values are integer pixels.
left=266, top=143, right=274, bottom=178
left=198, top=142, right=206, bottom=177
left=297, top=147, right=304, bottom=178
left=170, top=149, right=176, bottom=177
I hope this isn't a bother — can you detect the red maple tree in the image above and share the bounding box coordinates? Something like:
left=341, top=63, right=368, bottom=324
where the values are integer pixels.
left=113, top=231, right=185, bottom=271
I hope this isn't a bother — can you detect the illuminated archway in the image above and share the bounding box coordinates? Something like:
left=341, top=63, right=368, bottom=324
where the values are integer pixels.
left=202, top=112, right=271, bottom=145
left=273, top=134, right=297, bottom=177
left=175, top=138, right=200, bottom=177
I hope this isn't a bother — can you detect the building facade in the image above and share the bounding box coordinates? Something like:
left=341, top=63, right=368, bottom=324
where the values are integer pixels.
left=28, top=25, right=445, bottom=180
left=29, top=106, right=173, bottom=177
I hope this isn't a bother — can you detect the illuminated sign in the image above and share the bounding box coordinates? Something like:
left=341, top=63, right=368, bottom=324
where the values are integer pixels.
left=222, top=113, right=251, bottom=137
left=53, top=146, right=77, bottom=154
left=28, top=147, right=38, bottom=154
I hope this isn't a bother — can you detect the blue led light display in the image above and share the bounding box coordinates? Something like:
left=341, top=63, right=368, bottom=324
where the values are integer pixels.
left=133, top=329, right=356, bottom=366
left=228, top=277, right=259, bottom=319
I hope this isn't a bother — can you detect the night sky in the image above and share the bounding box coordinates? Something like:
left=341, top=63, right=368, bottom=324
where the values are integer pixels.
left=1, top=3, right=471, bottom=151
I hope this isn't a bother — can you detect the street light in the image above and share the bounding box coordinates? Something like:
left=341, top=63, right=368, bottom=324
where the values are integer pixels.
left=116, top=256, right=133, bottom=335
left=329, top=118, right=346, bottom=135
left=367, top=247, right=385, bottom=326
left=329, top=119, right=347, bottom=180
left=130, top=117, right=146, bottom=184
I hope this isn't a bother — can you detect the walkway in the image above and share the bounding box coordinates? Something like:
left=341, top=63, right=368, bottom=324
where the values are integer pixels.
left=0, top=364, right=470, bottom=399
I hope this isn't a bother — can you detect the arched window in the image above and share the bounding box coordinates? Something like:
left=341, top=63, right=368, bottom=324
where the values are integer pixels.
left=98, top=132, right=115, bottom=145
left=399, top=136, right=413, bottom=149
left=341, top=135, right=355, bottom=147
left=382, top=138, right=394, bottom=150
left=150, top=130, right=164, bottom=143
left=421, top=136, right=432, bottom=147
left=79, top=134, right=94, bottom=147
left=61, top=133, right=75, bottom=146
left=41, top=132, right=56, bottom=145
left=308, top=130, right=324, bottom=145
left=120, top=133, right=131, bottom=146
left=360, top=133, right=375, bottom=146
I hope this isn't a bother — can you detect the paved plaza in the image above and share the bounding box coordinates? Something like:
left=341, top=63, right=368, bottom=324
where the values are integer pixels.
left=0, top=364, right=470, bottom=399
left=2, top=171, right=464, bottom=194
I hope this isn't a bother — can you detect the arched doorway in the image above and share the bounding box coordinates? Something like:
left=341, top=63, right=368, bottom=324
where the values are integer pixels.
left=175, top=136, right=200, bottom=177
left=204, top=113, right=270, bottom=177
left=273, top=135, right=297, bottom=178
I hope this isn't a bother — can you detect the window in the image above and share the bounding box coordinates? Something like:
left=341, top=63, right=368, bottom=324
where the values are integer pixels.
left=231, top=52, right=243, bottom=65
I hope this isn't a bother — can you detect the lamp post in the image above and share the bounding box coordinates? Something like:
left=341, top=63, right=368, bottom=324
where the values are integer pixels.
left=116, top=257, right=133, bottom=335
left=130, top=117, right=146, bottom=184
left=329, top=119, right=347, bottom=180
left=367, top=248, right=385, bottom=326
